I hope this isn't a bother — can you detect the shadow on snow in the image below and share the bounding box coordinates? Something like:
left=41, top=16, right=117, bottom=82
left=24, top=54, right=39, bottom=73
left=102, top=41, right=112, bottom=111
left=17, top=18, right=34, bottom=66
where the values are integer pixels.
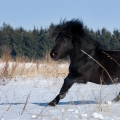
left=0, top=100, right=97, bottom=106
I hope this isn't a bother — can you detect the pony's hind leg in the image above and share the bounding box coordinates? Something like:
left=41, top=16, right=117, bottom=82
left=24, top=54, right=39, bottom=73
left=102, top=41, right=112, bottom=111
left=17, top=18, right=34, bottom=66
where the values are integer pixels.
left=112, top=92, right=120, bottom=102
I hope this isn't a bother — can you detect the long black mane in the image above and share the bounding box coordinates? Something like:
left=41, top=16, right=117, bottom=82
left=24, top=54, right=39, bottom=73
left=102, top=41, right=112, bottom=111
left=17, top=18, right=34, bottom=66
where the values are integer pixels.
left=52, top=19, right=84, bottom=38
left=52, top=19, right=100, bottom=47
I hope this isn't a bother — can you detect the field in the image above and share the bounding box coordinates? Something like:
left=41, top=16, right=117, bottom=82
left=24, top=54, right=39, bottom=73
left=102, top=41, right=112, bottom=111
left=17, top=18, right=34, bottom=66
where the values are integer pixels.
left=0, top=60, right=120, bottom=120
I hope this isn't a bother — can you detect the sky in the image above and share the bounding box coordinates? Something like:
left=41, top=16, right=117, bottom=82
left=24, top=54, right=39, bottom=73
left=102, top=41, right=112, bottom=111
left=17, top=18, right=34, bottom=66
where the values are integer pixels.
left=0, top=0, right=120, bottom=32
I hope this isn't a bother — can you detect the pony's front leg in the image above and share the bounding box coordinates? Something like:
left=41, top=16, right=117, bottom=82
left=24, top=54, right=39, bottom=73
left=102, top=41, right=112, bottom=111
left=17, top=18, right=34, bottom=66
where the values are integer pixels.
left=48, top=76, right=74, bottom=106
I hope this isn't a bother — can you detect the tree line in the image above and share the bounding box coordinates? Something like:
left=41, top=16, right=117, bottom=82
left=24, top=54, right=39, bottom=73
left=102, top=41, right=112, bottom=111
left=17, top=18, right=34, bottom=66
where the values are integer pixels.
left=0, top=22, right=120, bottom=60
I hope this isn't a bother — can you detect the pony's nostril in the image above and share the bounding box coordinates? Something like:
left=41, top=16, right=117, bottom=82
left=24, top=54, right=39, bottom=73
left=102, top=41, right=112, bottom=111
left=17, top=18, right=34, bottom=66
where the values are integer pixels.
left=50, top=51, right=59, bottom=60
left=52, top=53, right=55, bottom=56
left=52, top=52, right=57, bottom=56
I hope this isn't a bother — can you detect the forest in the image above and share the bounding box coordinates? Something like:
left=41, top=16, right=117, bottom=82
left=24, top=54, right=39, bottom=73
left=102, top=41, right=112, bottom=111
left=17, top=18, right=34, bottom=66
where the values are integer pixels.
left=0, top=22, right=120, bottom=60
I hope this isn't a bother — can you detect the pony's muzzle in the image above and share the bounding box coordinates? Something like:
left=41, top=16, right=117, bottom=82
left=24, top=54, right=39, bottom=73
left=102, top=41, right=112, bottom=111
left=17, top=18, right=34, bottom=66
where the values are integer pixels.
left=50, top=51, right=59, bottom=60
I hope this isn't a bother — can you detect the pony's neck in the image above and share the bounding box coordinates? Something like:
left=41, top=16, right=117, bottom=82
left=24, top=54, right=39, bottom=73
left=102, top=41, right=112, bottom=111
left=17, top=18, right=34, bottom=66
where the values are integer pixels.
left=69, top=33, right=98, bottom=62
left=69, top=37, right=82, bottom=62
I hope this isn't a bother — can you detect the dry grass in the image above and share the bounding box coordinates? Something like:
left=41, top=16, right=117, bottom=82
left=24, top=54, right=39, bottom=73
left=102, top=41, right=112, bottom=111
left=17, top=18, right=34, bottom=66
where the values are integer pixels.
left=0, top=46, right=69, bottom=85
left=0, top=52, right=69, bottom=82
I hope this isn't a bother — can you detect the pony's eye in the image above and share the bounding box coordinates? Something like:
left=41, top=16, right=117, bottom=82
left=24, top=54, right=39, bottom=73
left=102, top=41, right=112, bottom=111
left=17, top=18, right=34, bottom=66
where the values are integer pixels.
left=63, top=40, right=66, bottom=43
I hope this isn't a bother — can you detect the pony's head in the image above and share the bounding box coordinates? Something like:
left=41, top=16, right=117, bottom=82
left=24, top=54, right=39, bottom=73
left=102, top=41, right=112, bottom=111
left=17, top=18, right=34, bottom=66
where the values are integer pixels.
left=50, top=31, right=73, bottom=60
left=50, top=19, right=84, bottom=61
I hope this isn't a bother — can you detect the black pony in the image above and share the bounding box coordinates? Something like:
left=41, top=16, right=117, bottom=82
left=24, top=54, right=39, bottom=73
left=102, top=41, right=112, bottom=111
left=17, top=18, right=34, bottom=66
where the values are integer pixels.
left=49, top=19, right=120, bottom=106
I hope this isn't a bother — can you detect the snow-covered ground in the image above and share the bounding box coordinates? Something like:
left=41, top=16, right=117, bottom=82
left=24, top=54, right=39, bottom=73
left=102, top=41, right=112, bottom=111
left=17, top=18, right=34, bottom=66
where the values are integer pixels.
left=0, top=75, right=120, bottom=120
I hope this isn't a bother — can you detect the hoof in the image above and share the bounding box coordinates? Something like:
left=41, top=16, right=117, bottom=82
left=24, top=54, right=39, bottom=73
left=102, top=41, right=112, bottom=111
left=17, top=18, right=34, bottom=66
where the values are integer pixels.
left=112, top=92, right=120, bottom=102
left=48, top=101, right=56, bottom=106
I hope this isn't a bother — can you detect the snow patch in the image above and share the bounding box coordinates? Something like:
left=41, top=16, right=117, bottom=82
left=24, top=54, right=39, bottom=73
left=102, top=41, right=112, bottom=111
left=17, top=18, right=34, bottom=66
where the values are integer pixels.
left=1, top=118, right=4, bottom=120
left=81, top=113, right=87, bottom=117
left=31, top=115, right=37, bottom=119
left=92, top=112, right=104, bottom=119
left=73, top=115, right=79, bottom=118
left=74, top=110, right=78, bottom=113
left=106, top=101, right=112, bottom=105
